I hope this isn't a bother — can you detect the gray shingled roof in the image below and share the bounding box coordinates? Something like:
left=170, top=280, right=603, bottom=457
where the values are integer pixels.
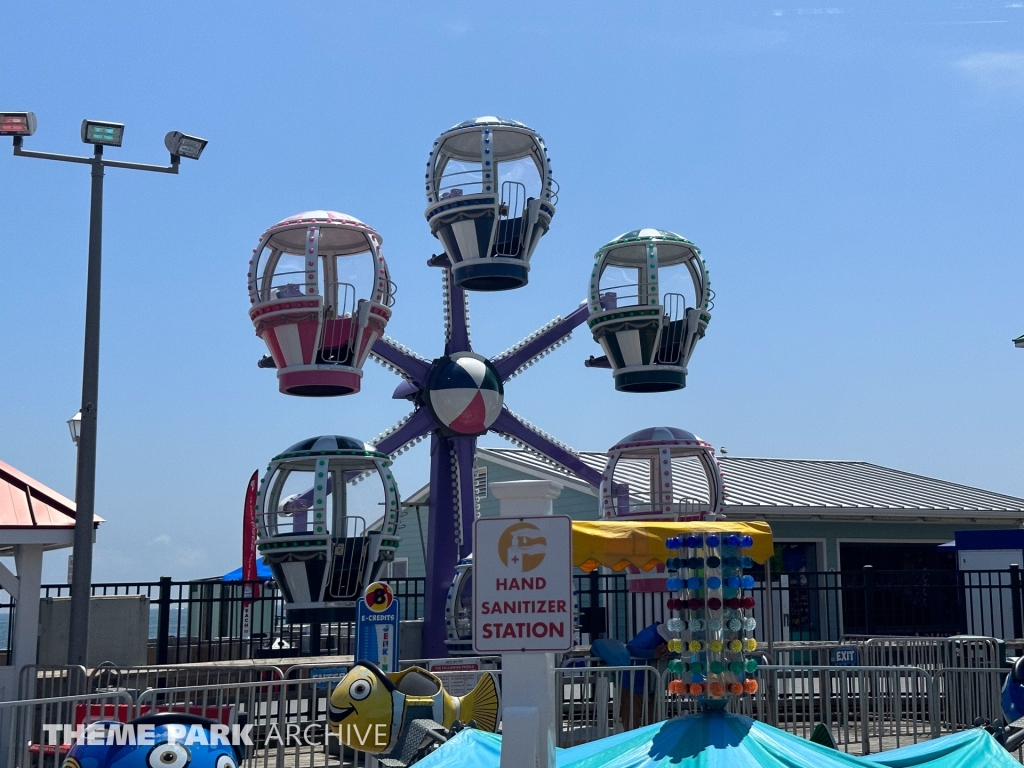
left=477, top=448, right=1024, bottom=516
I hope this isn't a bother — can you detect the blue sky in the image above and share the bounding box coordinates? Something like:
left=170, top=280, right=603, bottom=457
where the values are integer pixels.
left=0, top=2, right=1021, bottom=583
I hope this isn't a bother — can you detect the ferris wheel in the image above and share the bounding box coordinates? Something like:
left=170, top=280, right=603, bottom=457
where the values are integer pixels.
left=245, top=116, right=714, bottom=657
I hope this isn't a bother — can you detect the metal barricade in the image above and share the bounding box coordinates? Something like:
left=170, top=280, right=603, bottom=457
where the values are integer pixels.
left=135, top=680, right=278, bottom=760
left=862, top=636, right=1004, bottom=672
left=752, top=665, right=936, bottom=756
left=0, top=691, right=133, bottom=768
left=934, top=666, right=1007, bottom=732
left=555, top=664, right=660, bottom=747
left=89, top=663, right=284, bottom=694
left=17, top=666, right=89, bottom=700
left=5, top=658, right=1018, bottom=767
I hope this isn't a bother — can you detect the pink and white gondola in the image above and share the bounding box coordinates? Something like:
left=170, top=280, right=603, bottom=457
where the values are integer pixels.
left=248, top=211, right=394, bottom=396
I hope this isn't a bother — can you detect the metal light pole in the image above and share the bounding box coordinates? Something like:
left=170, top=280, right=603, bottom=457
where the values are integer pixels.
left=1, top=113, right=207, bottom=666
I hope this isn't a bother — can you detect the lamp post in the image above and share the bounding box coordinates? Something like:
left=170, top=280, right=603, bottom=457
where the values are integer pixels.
left=1, top=113, right=207, bottom=666
left=66, top=411, right=81, bottom=586
left=67, top=411, right=82, bottom=446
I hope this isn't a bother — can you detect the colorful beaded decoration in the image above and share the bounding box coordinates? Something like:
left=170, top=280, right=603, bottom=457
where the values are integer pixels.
left=663, top=531, right=759, bottom=700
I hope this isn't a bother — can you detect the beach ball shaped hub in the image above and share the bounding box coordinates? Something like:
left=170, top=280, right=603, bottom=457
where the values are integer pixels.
left=425, top=352, right=504, bottom=436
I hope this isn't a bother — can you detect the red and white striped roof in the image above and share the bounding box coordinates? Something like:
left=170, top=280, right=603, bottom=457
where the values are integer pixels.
left=0, top=459, right=101, bottom=530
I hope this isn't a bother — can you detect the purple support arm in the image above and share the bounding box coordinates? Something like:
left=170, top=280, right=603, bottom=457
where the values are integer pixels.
left=493, top=301, right=591, bottom=382
left=374, top=407, right=435, bottom=456
left=371, top=337, right=433, bottom=387
left=445, top=271, right=471, bottom=354
left=423, top=432, right=459, bottom=658
left=491, top=408, right=603, bottom=488
left=452, top=435, right=477, bottom=557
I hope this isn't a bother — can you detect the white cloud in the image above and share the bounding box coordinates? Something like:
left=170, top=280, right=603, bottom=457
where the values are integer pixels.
left=955, top=51, right=1024, bottom=90
left=447, top=20, right=470, bottom=36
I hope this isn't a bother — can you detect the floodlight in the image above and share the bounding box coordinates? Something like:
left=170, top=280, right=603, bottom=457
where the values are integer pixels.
left=164, top=131, right=208, bottom=160
left=0, top=112, right=37, bottom=137
left=81, top=120, right=124, bottom=147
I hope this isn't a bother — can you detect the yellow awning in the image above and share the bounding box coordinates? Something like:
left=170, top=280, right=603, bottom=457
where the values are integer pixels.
left=572, top=519, right=774, bottom=572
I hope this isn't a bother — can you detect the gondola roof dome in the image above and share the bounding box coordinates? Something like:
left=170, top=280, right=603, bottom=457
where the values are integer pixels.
left=599, top=228, right=700, bottom=267
left=610, top=427, right=709, bottom=452
left=434, top=116, right=543, bottom=163
left=260, top=211, right=381, bottom=255
left=275, top=435, right=385, bottom=460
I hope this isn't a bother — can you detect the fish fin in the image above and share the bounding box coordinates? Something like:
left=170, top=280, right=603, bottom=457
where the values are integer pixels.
left=458, top=673, right=500, bottom=733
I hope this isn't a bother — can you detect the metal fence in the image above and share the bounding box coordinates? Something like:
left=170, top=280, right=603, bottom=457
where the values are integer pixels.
left=0, top=589, right=12, bottom=666
left=2, top=663, right=503, bottom=768
left=3, top=567, right=1023, bottom=667
left=31, top=578, right=426, bottom=664
left=581, top=567, right=1024, bottom=644
left=3, top=660, right=1024, bottom=767
left=781, top=567, right=1024, bottom=640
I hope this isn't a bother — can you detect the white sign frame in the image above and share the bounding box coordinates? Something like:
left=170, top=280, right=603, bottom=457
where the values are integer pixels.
left=472, top=515, right=574, bottom=653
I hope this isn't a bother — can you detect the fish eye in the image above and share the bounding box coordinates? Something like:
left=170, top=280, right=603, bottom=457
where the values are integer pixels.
left=216, top=755, right=237, bottom=768
left=349, top=678, right=372, bottom=701
left=148, top=743, right=191, bottom=768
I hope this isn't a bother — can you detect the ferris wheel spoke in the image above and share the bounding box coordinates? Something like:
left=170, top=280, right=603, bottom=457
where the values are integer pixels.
left=491, top=408, right=603, bottom=488
left=492, top=301, right=590, bottom=381
left=371, top=407, right=435, bottom=457
left=443, top=268, right=472, bottom=354
left=370, top=336, right=432, bottom=386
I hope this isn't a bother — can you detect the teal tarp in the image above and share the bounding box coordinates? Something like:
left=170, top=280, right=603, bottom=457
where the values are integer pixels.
left=415, top=711, right=1020, bottom=768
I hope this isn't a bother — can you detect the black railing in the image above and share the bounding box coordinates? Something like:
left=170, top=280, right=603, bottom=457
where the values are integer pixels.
left=0, top=589, right=13, bottom=664
left=573, top=568, right=1024, bottom=644
left=763, top=567, right=1024, bottom=640
left=35, top=577, right=425, bottom=663
left=8, top=567, right=1023, bottom=664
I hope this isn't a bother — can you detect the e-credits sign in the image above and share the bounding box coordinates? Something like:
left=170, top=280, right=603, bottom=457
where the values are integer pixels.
left=473, top=515, right=573, bottom=653
left=355, top=581, right=400, bottom=671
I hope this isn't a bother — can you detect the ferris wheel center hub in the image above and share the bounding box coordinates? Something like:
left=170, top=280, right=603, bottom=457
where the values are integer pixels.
left=426, top=352, right=504, bottom=436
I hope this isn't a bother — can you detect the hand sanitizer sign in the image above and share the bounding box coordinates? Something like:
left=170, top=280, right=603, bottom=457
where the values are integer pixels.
left=355, top=581, right=401, bottom=672
left=473, top=515, right=574, bottom=653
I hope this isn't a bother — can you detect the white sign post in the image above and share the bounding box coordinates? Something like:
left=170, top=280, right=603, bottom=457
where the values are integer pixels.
left=474, top=480, right=569, bottom=768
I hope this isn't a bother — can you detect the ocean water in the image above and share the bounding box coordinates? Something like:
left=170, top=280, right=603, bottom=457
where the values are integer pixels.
left=148, top=605, right=189, bottom=638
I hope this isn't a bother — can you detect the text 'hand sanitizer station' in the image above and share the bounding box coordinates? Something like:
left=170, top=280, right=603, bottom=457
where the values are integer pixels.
left=473, top=480, right=573, bottom=768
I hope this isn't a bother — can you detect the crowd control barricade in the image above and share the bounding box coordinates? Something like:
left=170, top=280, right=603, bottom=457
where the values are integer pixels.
left=89, top=663, right=284, bottom=696
left=17, top=666, right=89, bottom=700
left=934, top=666, right=1007, bottom=732
left=556, top=664, right=661, bottom=747
left=747, top=665, right=937, bottom=756
left=861, top=637, right=1005, bottom=673
left=0, top=691, right=134, bottom=768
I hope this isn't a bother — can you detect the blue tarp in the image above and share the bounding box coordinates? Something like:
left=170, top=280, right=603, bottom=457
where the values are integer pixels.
left=221, top=557, right=272, bottom=581
left=413, top=711, right=1020, bottom=768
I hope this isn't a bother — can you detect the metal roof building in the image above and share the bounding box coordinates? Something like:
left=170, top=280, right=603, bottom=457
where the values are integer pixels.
left=394, top=448, right=1024, bottom=580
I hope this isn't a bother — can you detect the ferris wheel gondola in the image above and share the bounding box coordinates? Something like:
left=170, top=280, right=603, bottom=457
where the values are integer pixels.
left=425, top=117, right=557, bottom=292
left=248, top=211, right=394, bottom=397
left=256, top=435, right=401, bottom=623
left=587, top=229, right=711, bottom=392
